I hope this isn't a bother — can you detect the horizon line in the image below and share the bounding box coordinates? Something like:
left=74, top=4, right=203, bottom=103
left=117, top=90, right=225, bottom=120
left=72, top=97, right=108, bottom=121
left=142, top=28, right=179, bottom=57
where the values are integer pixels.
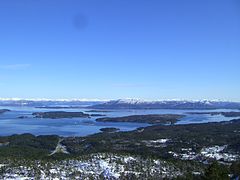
left=0, top=97, right=239, bottom=102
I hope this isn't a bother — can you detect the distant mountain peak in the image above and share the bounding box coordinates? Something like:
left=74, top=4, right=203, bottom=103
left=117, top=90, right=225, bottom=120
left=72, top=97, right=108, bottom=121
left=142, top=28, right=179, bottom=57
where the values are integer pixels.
left=0, top=98, right=108, bottom=102
left=90, top=99, right=240, bottom=109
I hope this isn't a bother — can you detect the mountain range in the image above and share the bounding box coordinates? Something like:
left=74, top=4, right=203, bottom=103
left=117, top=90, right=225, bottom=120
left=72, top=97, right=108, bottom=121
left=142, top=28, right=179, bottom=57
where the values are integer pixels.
left=89, top=99, right=240, bottom=109
left=0, top=98, right=240, bottom=109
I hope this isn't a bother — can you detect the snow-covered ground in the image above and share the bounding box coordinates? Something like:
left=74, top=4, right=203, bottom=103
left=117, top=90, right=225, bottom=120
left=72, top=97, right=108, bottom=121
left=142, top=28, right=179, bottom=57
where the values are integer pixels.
left=200, top=145, right=239, bottom=161
left=169, top=145, right=239, bottom=163
left=0, top=153, right=182, bottom=179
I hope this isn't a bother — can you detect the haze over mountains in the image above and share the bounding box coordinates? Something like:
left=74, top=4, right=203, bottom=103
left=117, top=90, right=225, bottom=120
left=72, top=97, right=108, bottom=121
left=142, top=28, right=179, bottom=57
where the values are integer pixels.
left=1, top=98, right=240, bottom=109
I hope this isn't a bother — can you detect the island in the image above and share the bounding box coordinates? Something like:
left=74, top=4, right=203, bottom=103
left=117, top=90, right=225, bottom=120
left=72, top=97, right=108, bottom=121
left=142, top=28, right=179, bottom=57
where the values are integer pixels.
left=96, top=114, right=185, bottom=124
left=89, top=114, right=106, bottom=117
left=188, top=111, right=240, bottom=117
left=100, top=127, right=120, bottom=133
left=32, top=111, right=90, bottom=119
left=36, top=106, right=83, bottom=109
left=0, top=109, right=10, bottom=114
left=18, top=116, right=29, bottom=119
left=85, top=110, right=112, bottom=113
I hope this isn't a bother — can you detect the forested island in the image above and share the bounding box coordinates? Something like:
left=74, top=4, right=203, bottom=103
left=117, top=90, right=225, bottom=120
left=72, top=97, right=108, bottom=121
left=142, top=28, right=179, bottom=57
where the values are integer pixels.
left=85, top=110, right=112, bottom=113
left=188, top=111, right=240, bottom=117
left=32, top=111, right=106, bottom=119
left=32, top=111, right=90, bottom=119
left=96, top=114, right=185, bottom=124
left=0, top=109, right=10, bottom=114
left=100, top=127, right=120, bottom=133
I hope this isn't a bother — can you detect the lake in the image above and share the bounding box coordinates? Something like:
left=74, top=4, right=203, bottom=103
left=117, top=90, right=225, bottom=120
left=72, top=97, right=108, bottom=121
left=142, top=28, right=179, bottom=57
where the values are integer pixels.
left=0, top=106, right=239, bottom=137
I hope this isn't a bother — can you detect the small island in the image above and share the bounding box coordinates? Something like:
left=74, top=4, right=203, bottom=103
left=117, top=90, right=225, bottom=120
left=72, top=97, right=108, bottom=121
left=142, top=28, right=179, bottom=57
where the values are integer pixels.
left=0, top=109, right=10, bottom=114
left=188, top=111, right=240, bottom=117
left=18, top=116, right=29, bottom=119
left=90, top=114, right=106, bottom=117
left=86, top=110, right=112, bottom=113
left=96, top=114, right=185, bottom=124
left=33, top=111, right=90, bottom=119
left=100, top=127, right=120, bottom=133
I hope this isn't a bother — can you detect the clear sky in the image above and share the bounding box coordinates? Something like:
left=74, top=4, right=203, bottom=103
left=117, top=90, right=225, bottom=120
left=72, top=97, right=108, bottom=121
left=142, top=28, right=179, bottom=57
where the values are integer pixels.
left=0, top=0, right=239, bottom=101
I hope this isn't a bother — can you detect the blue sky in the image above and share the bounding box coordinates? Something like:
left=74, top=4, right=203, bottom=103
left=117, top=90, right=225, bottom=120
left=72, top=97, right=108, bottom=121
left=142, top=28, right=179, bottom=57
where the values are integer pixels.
left=0, top=0, right=239, bottom=101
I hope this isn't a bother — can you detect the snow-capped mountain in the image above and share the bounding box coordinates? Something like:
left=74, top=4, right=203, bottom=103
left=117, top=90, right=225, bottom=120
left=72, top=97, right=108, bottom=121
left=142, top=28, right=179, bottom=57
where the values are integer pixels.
left=1, top=98, right=240, bottom=109
left=0, top=98, right=107, bottom=107
left=89, top=99, right=240, bottom=109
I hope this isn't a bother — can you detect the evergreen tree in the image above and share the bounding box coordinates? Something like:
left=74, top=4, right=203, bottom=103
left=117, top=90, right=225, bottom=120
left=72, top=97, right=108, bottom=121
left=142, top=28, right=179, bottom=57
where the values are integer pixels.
left=230, top=161, right=240, bottom=178
left=204, top=161, right=229, bottom=180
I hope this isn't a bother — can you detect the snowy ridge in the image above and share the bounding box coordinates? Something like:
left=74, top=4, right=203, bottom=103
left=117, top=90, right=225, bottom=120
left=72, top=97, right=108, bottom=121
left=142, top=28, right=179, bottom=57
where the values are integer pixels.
left=1, top=98, right=240, bottom=109
left=0, top=98, right=107, bottom=107
left=91, top=99, right=240, bottom=109
left=107, top=98, right=231, bottom=104
left=0, top=97, right=108, bottom=102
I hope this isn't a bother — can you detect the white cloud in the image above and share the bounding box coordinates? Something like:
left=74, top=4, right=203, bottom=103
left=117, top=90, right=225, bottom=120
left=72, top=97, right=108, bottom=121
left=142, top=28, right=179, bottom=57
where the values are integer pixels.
left=0, top=64, right=31, bottom=70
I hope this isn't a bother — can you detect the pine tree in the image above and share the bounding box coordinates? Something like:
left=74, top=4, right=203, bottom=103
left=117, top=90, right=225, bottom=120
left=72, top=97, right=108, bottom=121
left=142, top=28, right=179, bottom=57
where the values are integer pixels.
left=204, top=161, right=229, bottom=180
left=230, top=161, right=240, bottom=178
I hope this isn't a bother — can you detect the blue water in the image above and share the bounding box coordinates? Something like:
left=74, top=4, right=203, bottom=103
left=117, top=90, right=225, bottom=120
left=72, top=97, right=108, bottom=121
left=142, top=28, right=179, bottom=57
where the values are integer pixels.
left=0, top=106, right=239, bottom=137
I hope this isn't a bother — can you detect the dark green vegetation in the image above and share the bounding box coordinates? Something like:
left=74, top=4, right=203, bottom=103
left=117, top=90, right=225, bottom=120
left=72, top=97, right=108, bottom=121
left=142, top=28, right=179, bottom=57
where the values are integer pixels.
left=32, top=111, right=90, bottom=119
left=89, top=113, right=106, bottom=117
left=18, top=116, right=29, bottom=119
left=96, top=114, right=185, bottom=124
left=0, top=119, right=239, bottom=161
left=230, top=161, right=240, bottom=179
left=0, top=134, right=58, bottom=159
left=85, top=110, right=112, bottom=113
left=203, top=161, right=229, bottom=180
left=177, top=161, right=231, bottom=180
left=100, top=127, right=120, bottom=133
left=188, top=111, right=240, bottom=117
left=62, top=119, right=240, bottom=160
left=0, top=109, right=10, bottom=114
left=0, top=119, right=240, bottom=179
